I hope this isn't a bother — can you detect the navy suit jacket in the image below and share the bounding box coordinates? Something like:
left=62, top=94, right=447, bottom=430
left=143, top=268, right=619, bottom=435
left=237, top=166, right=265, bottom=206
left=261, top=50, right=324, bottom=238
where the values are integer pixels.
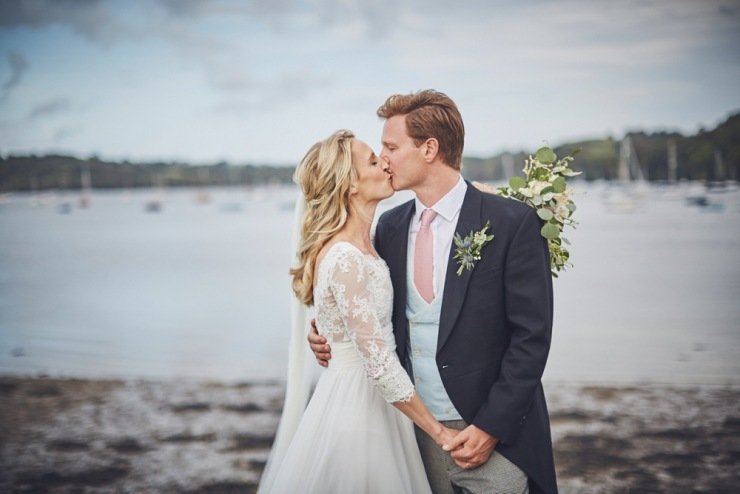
left=374, top=182, right=557, bottom=494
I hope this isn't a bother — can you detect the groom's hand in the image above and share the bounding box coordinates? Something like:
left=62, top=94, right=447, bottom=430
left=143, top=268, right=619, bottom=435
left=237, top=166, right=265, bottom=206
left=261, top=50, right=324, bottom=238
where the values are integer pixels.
left=443, top=424, right=497, bottom=470
left=307, top=319, right=331, bottom=367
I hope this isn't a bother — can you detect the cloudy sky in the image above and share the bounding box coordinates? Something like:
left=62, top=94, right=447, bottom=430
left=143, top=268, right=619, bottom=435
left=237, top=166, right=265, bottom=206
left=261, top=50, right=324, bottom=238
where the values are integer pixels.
left=1, top=0, right=739, bottom=165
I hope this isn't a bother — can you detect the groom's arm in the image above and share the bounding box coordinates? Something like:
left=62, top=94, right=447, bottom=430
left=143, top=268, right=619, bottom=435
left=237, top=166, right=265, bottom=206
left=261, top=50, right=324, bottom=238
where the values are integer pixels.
left=475, top=206, right=554, bottom=443
left=449, top=207, right=552, bottom=469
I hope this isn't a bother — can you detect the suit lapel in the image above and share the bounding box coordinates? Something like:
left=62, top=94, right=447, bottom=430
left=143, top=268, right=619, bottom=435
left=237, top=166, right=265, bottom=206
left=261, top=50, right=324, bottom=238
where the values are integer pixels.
left=437, top=184, right=483, bottom=353
left=383, top=201, right=415, bottom=356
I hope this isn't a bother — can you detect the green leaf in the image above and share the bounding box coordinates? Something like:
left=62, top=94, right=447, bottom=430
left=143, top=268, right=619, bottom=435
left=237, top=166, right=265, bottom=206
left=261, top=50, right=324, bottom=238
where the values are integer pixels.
left=541, top=222, right=559, bottom=239
left=535, top=147, right=557, bottom=164
left=509, top=176, right=526, bottom=190
left=537, top=208, right=553, bottom=221
left=567, top=202, right=577, bottom=212
left=552, top=176, right=566, bottom=193
left=532, top=167, right=549, bottom=181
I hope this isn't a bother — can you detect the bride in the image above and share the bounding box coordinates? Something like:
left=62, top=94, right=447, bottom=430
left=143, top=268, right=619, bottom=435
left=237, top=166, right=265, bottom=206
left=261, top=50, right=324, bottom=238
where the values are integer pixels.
left=258, top=130, right=457, bottom=493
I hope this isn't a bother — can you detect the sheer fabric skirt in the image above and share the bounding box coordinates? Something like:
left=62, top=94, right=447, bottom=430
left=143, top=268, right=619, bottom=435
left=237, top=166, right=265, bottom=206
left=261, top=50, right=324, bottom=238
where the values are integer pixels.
left=266, top=350, right=431, bottom=493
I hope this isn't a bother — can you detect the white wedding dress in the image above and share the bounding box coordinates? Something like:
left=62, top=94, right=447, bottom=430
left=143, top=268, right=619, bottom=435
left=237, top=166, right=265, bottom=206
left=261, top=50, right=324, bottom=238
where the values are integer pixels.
left=262, top=241, right=431, bottom=493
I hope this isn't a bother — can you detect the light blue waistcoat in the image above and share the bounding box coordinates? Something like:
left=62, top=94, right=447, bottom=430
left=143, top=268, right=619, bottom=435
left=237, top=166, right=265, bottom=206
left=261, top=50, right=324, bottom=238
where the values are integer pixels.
left=406, top=262, right=462, bottom=421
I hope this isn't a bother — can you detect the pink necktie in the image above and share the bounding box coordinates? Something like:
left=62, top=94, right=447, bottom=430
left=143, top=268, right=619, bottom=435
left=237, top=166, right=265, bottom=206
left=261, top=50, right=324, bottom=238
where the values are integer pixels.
left=414, top=208, right=438, bottom=303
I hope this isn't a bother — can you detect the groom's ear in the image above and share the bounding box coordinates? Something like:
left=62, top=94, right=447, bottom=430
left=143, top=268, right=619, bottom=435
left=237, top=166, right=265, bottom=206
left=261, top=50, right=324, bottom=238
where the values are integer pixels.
left=422, top=138, right=439, bottom=163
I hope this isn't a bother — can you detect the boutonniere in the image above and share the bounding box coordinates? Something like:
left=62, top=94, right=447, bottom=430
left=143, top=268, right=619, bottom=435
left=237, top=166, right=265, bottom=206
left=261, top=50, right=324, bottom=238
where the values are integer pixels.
left=452, top=220, right=494, bottom=275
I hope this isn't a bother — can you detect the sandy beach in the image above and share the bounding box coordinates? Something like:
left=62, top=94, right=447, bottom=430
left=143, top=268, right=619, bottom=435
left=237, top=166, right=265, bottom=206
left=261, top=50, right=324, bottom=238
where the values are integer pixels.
left=0, top=375, right=738, bottom=493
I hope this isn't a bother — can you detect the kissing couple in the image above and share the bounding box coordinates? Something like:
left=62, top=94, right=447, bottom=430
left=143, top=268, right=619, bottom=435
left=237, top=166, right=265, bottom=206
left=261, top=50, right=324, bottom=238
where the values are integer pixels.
left=258, top=90, right=557, bottom=494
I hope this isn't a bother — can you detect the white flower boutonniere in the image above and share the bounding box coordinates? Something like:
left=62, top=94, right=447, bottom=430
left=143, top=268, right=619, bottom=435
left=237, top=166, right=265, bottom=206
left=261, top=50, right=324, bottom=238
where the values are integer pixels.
left=453, top=220, right=494, bottom=275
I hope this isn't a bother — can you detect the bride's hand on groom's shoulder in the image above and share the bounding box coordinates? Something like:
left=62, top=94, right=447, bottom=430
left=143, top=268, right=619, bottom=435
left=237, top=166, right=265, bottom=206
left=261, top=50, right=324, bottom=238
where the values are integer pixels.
left=307, top=319, right=331, bottom=367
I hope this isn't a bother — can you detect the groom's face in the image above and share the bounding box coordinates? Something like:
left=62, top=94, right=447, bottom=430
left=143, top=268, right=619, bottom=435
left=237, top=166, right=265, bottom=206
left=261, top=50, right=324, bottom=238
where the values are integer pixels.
left=380, top=115, right=427, bottom=192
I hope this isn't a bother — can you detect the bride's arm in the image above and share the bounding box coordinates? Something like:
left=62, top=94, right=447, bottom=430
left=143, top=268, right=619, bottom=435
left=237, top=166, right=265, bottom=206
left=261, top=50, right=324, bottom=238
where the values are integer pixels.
left=392, top=394, right=458, bottom=447
left=329, top=247, right=457, bottom=447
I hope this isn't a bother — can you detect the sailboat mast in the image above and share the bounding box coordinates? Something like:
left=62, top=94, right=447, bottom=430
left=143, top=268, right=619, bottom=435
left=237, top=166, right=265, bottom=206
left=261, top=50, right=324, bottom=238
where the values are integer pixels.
left=667, top=139, right=678, bottom=184
left=618, top=137, right=631, bottom=182
left=79, top=163, right=92, bottom=208
left=501, top=153, right=514, bottom=181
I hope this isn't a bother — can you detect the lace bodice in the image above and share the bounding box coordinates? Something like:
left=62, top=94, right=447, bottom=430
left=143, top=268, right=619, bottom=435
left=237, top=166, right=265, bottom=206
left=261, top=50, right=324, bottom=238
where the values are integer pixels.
left=314, top=242, right=414, bottom=403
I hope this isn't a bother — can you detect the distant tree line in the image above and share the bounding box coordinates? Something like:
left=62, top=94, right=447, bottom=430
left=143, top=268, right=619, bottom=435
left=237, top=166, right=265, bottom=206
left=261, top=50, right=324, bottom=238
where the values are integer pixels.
left=0, top=157, right=294, bottom=192
left=463, top=111, right=739, bottom=183
left=1, top=112, right=737, bottom=192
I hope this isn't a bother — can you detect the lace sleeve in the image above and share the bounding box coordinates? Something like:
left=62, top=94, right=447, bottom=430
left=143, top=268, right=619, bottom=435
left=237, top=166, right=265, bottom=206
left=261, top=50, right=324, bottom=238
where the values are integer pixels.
left=328, top=248, right=415, bottom=403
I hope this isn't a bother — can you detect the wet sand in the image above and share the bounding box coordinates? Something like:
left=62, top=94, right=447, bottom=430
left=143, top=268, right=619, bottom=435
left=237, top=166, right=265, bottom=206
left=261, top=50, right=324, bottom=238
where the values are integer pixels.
left=0, top=376, right=738, bottom=493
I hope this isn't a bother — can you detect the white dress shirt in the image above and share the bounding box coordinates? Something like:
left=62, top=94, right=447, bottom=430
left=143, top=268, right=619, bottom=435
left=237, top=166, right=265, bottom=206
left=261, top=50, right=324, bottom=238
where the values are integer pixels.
left=407, top=176, right=468, bottom=299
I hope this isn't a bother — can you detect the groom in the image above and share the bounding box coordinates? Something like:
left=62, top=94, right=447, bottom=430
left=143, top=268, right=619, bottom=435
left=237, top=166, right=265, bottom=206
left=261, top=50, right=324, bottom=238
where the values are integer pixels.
left=309, top=90, right=557, bottom=493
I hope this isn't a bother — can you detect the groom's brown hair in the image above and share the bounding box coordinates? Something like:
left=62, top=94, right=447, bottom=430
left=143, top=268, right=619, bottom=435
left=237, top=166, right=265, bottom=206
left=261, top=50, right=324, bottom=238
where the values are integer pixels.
left=377, top=89, right=465, bottom=170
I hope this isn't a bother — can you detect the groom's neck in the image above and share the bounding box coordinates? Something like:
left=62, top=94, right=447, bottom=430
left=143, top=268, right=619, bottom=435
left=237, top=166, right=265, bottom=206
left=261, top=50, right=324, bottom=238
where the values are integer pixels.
left=414, top=167, right=461, bottom=208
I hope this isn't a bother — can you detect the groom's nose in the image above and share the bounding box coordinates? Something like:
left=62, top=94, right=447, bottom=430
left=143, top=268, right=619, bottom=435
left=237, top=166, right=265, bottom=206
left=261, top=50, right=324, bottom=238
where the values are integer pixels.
left=381, top=155, right=391, bottom=172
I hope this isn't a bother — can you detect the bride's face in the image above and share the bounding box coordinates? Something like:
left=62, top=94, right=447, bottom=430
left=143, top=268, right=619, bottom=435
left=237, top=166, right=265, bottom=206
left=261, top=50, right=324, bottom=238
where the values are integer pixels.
left=350, top=138, right=394, bottom=202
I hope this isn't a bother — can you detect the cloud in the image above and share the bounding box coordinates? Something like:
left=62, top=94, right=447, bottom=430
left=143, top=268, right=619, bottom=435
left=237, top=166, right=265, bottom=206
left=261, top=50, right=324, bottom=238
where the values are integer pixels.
left=209, top=71, right=331, bottom=115
left=156, top=0, right=212, bottom=18
left=387, top=0, right=740, bottom=86
left=155, top=12, right=333, bottom=107
left=1, top=51, right=28, bottom=101
left=154, top=0, right=414, bottom=38
left=54, top=125, right=83, bottom=142
left=27, top=98, right=71, bottom=120
left=0, top=0, right=126, bottom=45
left=154, top=0, right=296, bottom=28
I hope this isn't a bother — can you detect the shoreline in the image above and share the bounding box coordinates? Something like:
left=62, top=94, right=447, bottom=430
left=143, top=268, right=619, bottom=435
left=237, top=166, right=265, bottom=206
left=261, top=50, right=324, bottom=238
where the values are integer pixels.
left=4, top=368, right=738, bottom=388
left=1, top=376, right=738, bottom=493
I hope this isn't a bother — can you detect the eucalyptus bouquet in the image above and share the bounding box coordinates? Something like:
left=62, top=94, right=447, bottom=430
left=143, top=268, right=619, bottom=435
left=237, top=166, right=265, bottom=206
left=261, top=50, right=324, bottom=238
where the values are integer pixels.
left=494, top=147, right=580, bottom=276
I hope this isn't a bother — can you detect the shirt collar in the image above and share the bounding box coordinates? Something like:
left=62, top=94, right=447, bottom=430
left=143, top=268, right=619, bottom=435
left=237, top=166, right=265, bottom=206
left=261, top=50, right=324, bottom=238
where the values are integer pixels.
left=413, top=175, right=467, bottom=225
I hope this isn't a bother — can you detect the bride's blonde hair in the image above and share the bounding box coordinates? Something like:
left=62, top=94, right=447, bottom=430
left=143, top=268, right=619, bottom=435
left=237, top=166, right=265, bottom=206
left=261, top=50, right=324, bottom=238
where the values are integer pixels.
left=290, top=129, right=356, bottom=306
